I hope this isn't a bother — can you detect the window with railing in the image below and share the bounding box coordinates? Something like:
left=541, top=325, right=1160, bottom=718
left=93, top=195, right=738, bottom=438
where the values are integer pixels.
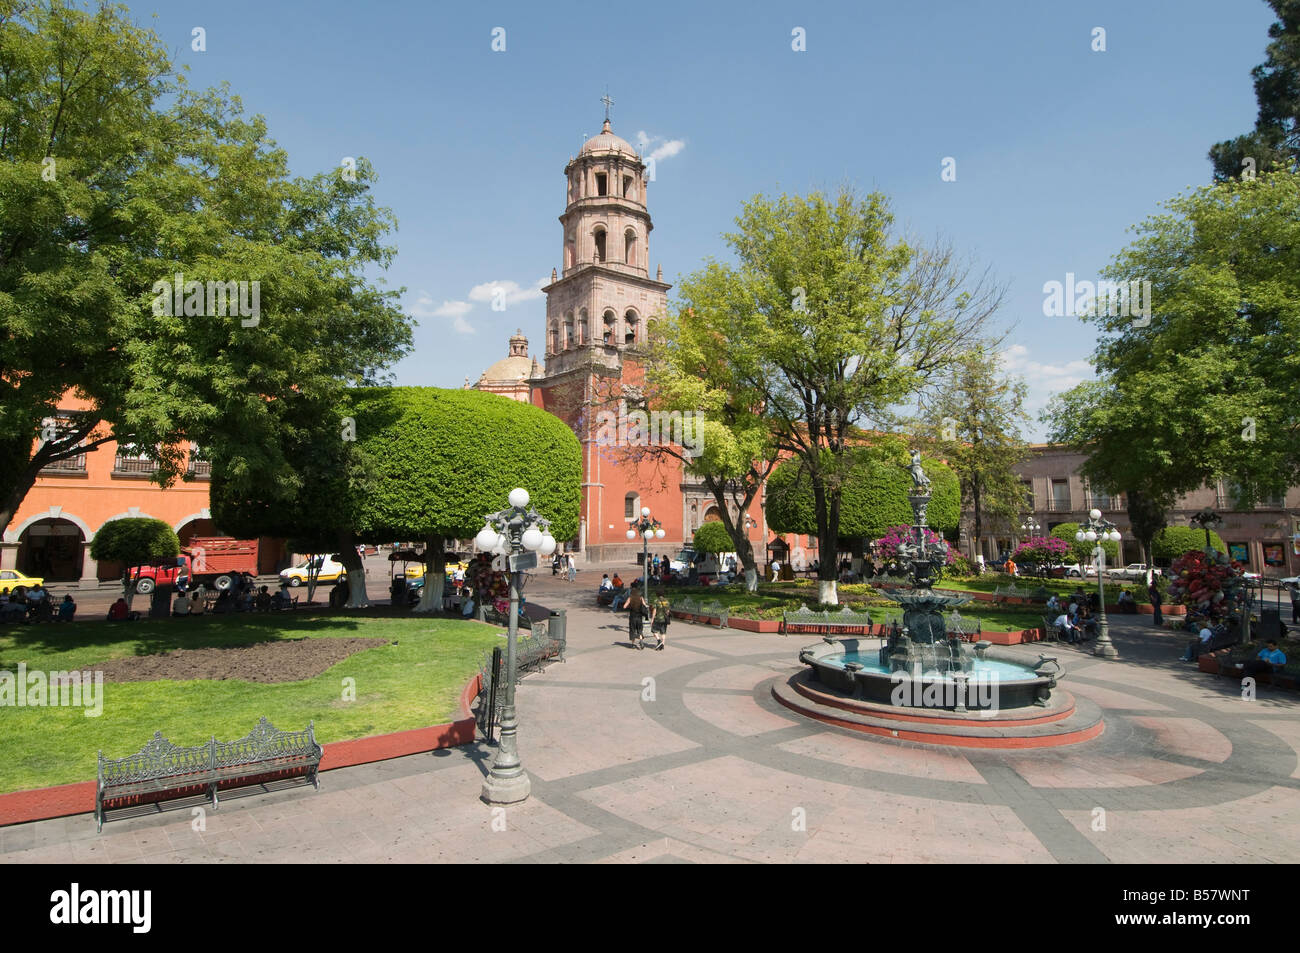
left=41, top=453, right=87, bottom=473
left=113, top=446, right=158, bottom=475
left=1048, top=479, right=1071, bottom=512
left=187, top=443, right=211, bottom=478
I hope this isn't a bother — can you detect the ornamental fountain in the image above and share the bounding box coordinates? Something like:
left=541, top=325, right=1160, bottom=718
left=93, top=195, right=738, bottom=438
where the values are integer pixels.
left=774, top=453, right=1102, bottom=747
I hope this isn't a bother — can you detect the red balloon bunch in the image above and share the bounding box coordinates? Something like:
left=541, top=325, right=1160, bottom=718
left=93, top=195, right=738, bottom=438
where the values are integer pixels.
left=1167, top=549, right=1246, bottom=622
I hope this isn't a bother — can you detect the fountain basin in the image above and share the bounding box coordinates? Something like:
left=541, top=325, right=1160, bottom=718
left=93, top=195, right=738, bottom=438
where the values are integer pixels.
left=799, top=637, right=1059, bottom=710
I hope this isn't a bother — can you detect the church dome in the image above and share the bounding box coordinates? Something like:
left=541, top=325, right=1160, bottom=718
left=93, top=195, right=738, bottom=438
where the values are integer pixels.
left=579, top=119, right=640, bottom=160
left=477, top=329, right=534, bottom=383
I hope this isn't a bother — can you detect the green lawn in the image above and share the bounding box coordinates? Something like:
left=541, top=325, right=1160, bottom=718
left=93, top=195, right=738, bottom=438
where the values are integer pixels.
left=664, top=580, right=1051, bottom=632
left=0, top=613, right=503, bottom=794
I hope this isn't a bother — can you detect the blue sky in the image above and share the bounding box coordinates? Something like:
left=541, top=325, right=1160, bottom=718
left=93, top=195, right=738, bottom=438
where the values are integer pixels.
left=142, top=0, right=1275, bottom=436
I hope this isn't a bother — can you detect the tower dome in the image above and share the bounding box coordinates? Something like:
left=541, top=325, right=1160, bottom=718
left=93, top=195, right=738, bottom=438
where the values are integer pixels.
left=579, top=119, right=640, bottom=160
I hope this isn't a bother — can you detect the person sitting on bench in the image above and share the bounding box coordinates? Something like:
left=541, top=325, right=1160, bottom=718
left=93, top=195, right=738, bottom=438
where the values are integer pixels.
left=1053, top=611, right=1083, bottom=644
left=1180, top=623, right=1216, bottom=662
left=1240, top=640, right=1287, bottom=680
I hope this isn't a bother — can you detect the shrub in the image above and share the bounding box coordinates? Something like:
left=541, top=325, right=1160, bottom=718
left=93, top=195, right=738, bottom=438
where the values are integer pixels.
left=1152, top=526, right=1226, bottom=562
left=692, top=521, right=734, bottom=555
left=1051, top=522, right=1119, bottom=565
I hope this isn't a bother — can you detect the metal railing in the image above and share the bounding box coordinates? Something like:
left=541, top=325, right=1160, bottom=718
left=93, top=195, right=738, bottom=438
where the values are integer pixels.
left=41, top=454, right=86, bottom=473
left=187, top=459, right=212, bottom=478
left=113, top=456, right=157, bottom=474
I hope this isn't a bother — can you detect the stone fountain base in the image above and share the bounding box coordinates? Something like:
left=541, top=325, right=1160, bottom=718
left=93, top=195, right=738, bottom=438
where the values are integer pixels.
left=772, top=670, right=1104, bottom=748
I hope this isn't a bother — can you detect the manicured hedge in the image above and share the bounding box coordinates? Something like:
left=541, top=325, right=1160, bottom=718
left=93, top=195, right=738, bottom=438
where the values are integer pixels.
left=693, top=520, right=733, bottom=554
left=89, top=517, right=180, bottom=566
left=1153, top=525, right=1226, bottom=561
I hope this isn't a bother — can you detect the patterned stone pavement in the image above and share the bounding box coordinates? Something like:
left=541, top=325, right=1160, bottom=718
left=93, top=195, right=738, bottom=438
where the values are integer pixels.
left=5, top=574, right=1299, bottom=864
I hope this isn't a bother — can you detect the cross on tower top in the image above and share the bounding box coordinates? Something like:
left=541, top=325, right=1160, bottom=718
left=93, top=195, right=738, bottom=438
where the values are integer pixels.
left=600, top=91, right=614, bottom=123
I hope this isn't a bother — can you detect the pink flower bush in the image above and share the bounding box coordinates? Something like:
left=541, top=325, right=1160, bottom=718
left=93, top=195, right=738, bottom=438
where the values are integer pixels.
left=873, top=525, right=954, bottom=568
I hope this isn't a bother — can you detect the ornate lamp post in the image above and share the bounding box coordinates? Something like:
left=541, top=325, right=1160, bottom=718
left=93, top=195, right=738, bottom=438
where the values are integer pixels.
left=474, top=488, right=556, bottom=804
left=1190, top=506, right=1223, bottom=552
left=1076, top=508, right=1122, bottom=659
left=627, top=506, right=666, bottom=583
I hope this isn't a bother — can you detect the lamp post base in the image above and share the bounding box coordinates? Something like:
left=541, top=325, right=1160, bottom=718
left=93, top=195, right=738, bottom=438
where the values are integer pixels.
left=1093, top=639, right=1119, bottom=659
left=481, top=768, right=531, bottom=805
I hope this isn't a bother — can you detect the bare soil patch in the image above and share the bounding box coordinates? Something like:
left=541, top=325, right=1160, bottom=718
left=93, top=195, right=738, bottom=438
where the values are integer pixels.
left=85, top=637, right=390, bottom=683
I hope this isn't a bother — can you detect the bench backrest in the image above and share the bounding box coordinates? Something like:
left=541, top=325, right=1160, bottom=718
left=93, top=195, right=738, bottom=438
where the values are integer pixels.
left=214, top=717, right=318, bottom=769
left=99, top=732, right=213, bottom=786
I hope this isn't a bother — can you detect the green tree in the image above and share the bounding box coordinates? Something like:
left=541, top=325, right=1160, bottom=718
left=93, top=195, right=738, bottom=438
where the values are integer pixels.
left=1050, top=522, right=1120, bottom=567
left=1209, top=0, right=1300, bottom=181
left=638, top=299, right=779, bottom=591
left=1045, top=171, right=1300, bottom=530
left=683, top=188, right=1000, bottom=603
left=88, top=517, right=179, bottom=607
left=909, top=342, right=1029, bottom=560
left=766, top=447, right=961, bottom=561
left=1152, top=526, right=1227, bottom=563
left=692, top=521, right=733, bottom=555
left=212, top=388, right=582, bottom=610
left=0, top=0, right=412, bottom=534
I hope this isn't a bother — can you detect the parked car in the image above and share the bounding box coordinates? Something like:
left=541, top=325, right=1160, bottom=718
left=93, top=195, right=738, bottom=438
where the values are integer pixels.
left=280, top=554, right=348, bottom=587
left=1109, top=563, right=1161, bottom=581
left=1062, top=563, right=1100, bottom=578
left=0, top=569, right=44, bottom=589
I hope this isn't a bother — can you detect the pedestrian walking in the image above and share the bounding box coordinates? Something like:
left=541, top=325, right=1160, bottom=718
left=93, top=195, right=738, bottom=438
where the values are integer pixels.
left=1148, top=579, right=1163, bottom=626
left=566, top=554, right=577, bottom=583
left=626, top=585, right=648, bottom=649
left=650, top=588, right=671, bottom=650
left=1290, top=582, right=1299, bottom=625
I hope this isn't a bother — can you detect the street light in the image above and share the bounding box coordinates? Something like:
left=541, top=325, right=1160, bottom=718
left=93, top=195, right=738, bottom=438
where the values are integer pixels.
left=1020, top=516, right=1042, bottom=535
left=1190, top=506, right=1223, bottom=552
left=1076, top=508, right=1122, bottom=659
left=474, top=487, right=556, bottom=804
left=627, top=505, right=666, bottom=583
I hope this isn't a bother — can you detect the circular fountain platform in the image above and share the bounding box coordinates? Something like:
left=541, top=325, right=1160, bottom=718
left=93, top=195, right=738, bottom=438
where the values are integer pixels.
left=772, top=669, right=1105, bottom=749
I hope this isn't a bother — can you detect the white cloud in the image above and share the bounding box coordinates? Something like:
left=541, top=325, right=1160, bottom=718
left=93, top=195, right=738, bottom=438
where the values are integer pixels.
left=409, top=293, right=475, bottom=334
left=998, top=343, right=1095, bottom=436
left=467, top=277, right=546, bottom=306
left=635, top=130, right=686, bottom=163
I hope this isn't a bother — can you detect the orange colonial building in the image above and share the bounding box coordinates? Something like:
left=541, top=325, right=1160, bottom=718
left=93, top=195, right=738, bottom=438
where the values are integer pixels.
left=2, top=396, right=286, bottom=586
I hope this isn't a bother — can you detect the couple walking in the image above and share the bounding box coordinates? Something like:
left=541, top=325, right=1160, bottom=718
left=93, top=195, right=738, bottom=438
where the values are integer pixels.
left=624, top=584, right=669, bottom=651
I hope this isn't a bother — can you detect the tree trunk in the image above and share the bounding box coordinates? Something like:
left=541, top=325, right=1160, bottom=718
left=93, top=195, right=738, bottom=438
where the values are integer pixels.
left=337, top=533, right=370, bottom=607
left=414, top=536, right=448, bottom=613
left=971, top=480, right=983, bottom=563
left=812, top=475, right=840, bottom=606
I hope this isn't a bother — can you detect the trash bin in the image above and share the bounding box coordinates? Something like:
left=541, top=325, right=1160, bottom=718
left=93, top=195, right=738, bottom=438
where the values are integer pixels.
left=149, top=584, right=173, bottom=619
left=1259, top=607, right=1283, bottom=641
left=549, top=608, right=567, bottom=660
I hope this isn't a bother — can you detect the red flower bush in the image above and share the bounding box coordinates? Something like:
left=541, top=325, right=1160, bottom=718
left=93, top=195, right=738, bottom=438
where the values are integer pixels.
left=1167, top=549, right=1246, bottom=622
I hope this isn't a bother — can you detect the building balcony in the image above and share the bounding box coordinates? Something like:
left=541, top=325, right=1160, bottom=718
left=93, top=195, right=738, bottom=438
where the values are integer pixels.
left=1045, top=498, right=1074, bottom=513
left=187, top=460, right=212, bottom=479
left=112, top=456, right=157, bottom=476
left=40, top=454, right=87, bottom=474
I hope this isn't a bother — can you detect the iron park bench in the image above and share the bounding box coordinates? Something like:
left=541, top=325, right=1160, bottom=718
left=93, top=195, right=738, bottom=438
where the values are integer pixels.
left=96, top=717, right=322, bottom=832
left=780, top=605, right=877, bottom=637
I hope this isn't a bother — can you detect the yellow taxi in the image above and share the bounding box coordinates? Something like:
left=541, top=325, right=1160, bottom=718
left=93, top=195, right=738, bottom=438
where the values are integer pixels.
left=0, top=569, right=44, bottom=590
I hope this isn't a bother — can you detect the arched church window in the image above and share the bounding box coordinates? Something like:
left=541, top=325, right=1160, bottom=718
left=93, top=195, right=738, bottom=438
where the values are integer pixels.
left=594, top=227, right=606, bottom=263
left=624, top=309, right=639, bottom=345
left=564, top=313, right=574, bottom=349
left=578, top=308, right=588, bottom=345
left=602, top=309, right=616, bottom=345
left=624, top=229, right=637, bottom=268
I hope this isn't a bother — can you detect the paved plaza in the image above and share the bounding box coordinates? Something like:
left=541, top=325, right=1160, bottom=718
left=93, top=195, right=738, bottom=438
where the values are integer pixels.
left=4, top=571, right=1299, bottom=864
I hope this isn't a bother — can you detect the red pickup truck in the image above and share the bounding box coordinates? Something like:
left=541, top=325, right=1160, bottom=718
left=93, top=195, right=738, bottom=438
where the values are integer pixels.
left=131, top=537, right=260, bottom=593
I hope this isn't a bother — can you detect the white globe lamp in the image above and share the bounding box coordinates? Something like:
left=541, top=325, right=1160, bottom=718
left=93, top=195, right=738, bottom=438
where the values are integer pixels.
left=508, top=488, right=530, bottom=509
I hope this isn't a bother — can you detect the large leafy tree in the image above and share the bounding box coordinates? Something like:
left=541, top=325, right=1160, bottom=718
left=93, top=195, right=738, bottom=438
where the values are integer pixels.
left=1045, top=172, right=1300, bottom=531
left=0, top=0, right=412, bottom=532
left=636, top=298, right=779, bottom=590
left=689, top=188, right=1000, bottom=603
left=908, top=341, right=1029, bottom=560
left=1209, top=0, right=1300, bottom=181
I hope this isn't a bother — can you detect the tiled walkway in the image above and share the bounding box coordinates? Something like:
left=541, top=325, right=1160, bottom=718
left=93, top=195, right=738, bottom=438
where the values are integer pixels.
left=5, top=575, right=1298, bottom=863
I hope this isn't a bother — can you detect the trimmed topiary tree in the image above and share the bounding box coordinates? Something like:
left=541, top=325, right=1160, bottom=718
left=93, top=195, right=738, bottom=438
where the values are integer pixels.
left=1051, top=522, right=1120, bottom=567
left=347, top=387, right=582, bottom=610
left=692, top=521, right=733, bottom=555
left=89, top=517, right=180, bottom=608
left=1152, top=526, right=1226, bottom=563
